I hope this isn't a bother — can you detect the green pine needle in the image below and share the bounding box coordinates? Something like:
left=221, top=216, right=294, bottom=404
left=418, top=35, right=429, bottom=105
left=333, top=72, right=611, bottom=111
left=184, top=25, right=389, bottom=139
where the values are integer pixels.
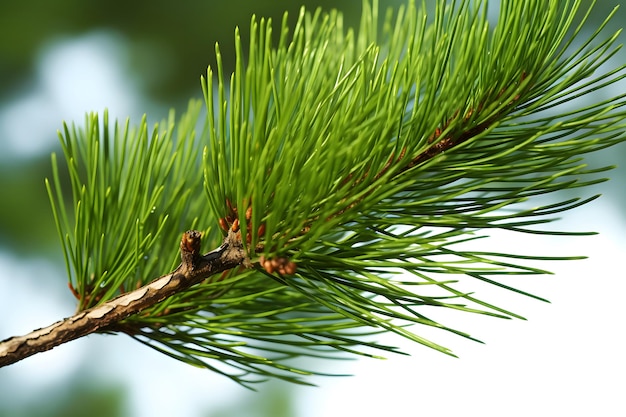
left=47, top=0, right=626, bottom=386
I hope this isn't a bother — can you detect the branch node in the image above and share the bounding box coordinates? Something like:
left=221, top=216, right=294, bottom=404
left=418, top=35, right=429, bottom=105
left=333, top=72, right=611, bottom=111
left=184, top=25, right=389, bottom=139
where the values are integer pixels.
left=223, top=229, right=251, bottom=268
left=180, top=230, right=202, bottom=274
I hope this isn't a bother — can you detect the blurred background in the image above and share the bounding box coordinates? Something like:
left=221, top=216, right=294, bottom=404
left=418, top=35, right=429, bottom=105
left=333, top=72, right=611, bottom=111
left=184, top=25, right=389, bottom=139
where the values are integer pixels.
left=0, top=1, right=624, bottom=416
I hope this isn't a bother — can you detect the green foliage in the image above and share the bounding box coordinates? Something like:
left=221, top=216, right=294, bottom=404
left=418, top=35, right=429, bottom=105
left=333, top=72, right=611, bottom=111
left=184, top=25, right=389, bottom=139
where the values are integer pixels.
left=47, top=102, right=209, bottom=311
left=0, top=378, right=127, bottom=417
left=48, top=0, right=626, bottom=386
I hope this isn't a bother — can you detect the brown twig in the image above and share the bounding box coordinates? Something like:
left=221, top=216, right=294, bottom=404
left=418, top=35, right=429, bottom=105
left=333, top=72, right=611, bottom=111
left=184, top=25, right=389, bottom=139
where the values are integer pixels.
left=0, top=230, right=247, bottom=368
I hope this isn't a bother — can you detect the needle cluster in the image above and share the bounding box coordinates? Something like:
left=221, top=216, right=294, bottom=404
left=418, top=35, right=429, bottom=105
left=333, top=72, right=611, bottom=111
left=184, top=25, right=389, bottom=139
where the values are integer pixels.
left=41, top=0, right=626, bottom=386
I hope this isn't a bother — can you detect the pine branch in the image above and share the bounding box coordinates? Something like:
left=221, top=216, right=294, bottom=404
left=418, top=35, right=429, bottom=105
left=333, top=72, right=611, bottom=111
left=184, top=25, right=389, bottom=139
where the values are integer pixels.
left=0, top=230, right=246, bottom=367
left=1, top=0, right=625, bottom=386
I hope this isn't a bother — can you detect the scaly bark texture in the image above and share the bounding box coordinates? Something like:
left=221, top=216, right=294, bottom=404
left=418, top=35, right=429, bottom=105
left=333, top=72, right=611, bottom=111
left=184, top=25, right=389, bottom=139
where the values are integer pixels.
left=0, top=230, right=247, bottom=367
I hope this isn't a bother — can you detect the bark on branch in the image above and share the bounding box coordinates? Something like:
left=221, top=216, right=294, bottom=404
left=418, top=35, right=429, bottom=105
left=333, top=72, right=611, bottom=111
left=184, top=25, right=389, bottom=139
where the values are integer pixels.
left=0, top=230, right=247, bottom=368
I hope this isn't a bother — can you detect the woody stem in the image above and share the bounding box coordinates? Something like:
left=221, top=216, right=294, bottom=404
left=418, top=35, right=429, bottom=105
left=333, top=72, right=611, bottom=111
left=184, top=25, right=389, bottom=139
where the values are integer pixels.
left=0, top=230, right=246, bottom=368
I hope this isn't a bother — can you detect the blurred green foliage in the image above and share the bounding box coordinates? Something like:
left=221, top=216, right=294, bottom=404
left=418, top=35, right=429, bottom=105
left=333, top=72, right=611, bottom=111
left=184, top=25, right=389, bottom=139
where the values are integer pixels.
left=0, top=157, right=62, bottom=255
left=0, top=1, right=365, bottom=103
left=207, top=382, right=296, bottom=417
left=0, top=376, right=128, bottom=417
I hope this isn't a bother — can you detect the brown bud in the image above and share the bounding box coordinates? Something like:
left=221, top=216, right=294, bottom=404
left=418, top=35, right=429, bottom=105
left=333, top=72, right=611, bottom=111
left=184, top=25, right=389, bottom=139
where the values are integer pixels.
left=270, top=258, right=280, bottom=269
left=263, top=259, right=275, bottom=274
left=218, top=217, right=228, bottom=231
left=181, top=230, right=202, bottom=255
left=245, top=205, right=252, bottom=221
left=284, top=261, right=297, bottom=275
left=257, top=223, right=266, bottom=237
left=231, top=218, right=240, bottom=232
